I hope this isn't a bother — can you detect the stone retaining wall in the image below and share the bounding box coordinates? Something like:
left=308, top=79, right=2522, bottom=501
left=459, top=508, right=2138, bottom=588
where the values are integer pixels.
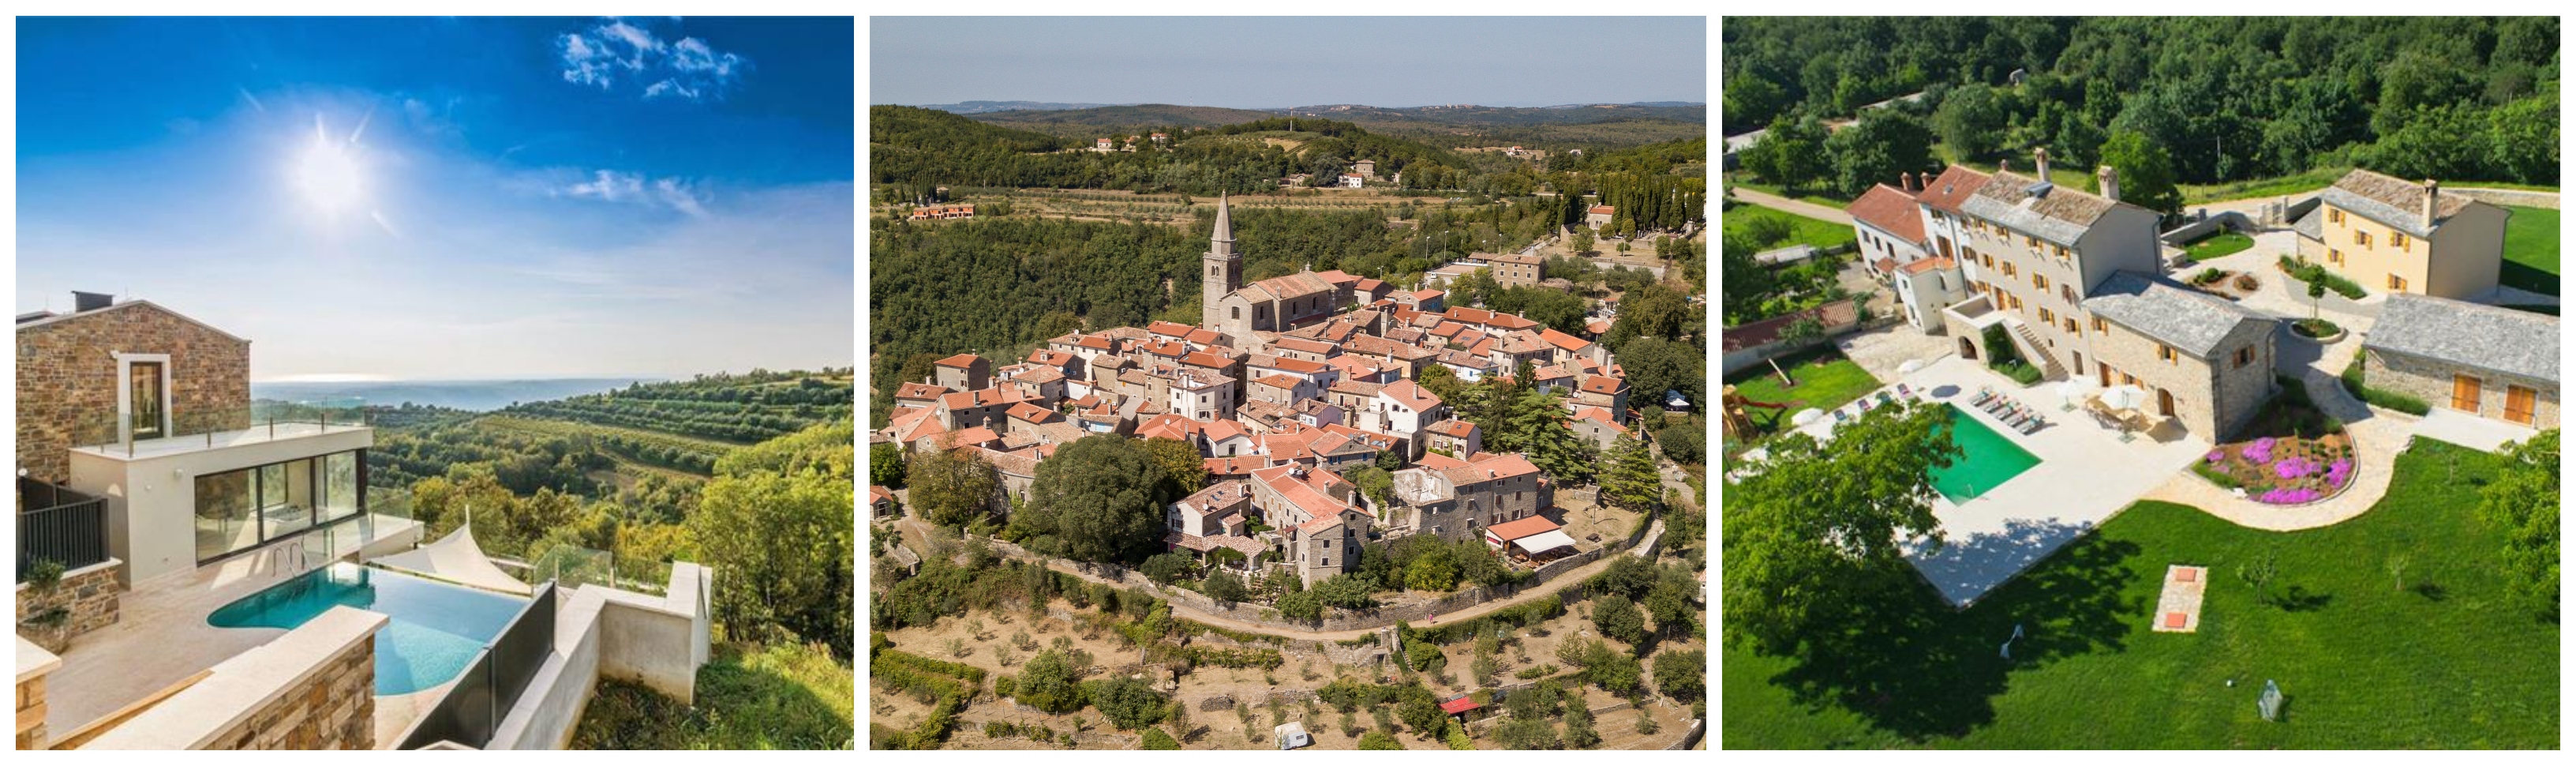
left=2453, top=187, right=2560, bottom=210
left=203, top=634, right=374, bottom=749
left=14, top=559, right=122, bottom=641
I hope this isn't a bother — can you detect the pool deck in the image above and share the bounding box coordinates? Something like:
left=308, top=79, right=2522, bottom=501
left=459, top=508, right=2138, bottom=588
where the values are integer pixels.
left=1792, top=355, right=2212, bottom=606
left=41, top=517, right=426, bottom=743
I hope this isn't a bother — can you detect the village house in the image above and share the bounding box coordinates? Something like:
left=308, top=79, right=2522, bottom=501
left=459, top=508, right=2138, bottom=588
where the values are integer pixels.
left=1387, top=452, right=1548, bottom=544
left=1485, top=252, right=1545, bottom=287
left=932, top=352, right=990, bottom=392
left=1421, top=419, right=1482, bottom=456
left=1340, top=174, right=1365, bottom=189
left=908, top=203, right=975, bottom=220
left=1586, top=205, right=1616, bottom=230
left=2363, top=295, right=2558, bottom=429
left=2294, top=169, right=2510, bottom=300
left=1249, top=464, right=1368, bottom=586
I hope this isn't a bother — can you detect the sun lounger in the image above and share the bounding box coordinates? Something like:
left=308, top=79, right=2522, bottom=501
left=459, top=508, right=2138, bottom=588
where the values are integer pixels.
left=2020, top=416, right=2045, bottom=434
left=1896, top=384, right=1914, bottom=398
left=1969, top=389, right=1996, bottom=406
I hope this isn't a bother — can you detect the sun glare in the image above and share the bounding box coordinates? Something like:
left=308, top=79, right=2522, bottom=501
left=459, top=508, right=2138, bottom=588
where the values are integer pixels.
left=292, top=115, right=366, bottom=216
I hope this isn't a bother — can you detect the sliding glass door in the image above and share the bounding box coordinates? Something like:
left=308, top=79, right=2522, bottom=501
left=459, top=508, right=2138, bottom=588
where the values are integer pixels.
left=193, top=449, right=367, bottom=565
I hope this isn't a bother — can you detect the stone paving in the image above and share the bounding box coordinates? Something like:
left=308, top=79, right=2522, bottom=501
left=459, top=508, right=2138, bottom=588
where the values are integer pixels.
left=1834, top=321, right=1953, bottom=383
left=2139, top=332, right=2413, bottom=531
left=2414, top=407, right=2542, bottom=453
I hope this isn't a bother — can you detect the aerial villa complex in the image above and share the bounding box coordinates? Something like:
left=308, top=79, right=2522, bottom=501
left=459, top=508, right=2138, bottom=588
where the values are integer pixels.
left=1818, top=149, right=2560, bottom=603
left=877, top=193, right=1638, bottom=580
left=13, top=293, right=711, bottom=751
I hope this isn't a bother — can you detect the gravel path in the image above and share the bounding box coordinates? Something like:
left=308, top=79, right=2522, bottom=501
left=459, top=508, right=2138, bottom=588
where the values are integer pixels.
left=1729, top=186, right=1853, bottom=226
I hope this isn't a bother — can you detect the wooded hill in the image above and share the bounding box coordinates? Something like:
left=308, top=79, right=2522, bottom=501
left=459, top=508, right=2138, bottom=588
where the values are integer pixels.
left=1724, top=17, right=2559, bottom=186
left=968, top=102, right=1708, bottom=151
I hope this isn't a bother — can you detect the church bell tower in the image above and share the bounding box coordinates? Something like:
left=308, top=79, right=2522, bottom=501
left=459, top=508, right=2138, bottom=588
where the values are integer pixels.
left=1201, top=191, right=1239, bottom=331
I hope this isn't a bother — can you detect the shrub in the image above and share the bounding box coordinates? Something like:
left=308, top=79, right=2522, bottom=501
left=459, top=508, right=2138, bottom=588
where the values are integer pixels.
left=1515, top=663, right=1561, bottom=680
left=2191, top=267, right=2224, bottom=285
left=1140, top=553, right=1194, bottom=584
left=1204, top=570, right=1247, bottom=603
left=1015, top=650, right=1084, bottom=714
left=2340, top=349, right=2432, bottom=415
left=1275, top=589, right=1324, bottom=621
left=1082, top=675, right=1170, bottom=730
left=1140, top=727, right=1181, bottom=749
left=994, top=674, right=1016, bottom=699
left=2293, top=317, right=2342, bottom=337
left=1564, top=702, right=1601, bottom=749
left=1980, top=323, right=2021, bottom=367
left=1589, top=594, right=1649, bottom=645
left=1653, top=648, right=1706, bottom=700
left=1586, top=645, right=1643, bottom=695
left=1358, top=730, right=1402, bottom=749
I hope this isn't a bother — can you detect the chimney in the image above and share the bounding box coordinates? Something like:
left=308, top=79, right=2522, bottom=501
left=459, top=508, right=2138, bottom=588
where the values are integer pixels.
left=2422, top=179, right=2439, bottom=230
left=72, top=291, right=114, bottom=312
left=1998, top=159, right=2012, bottom=174
left=2034, top=147, right=2051, bottom=180
left=2097, top=166, right=2121, bottom=203
left=1900, top=171, right=1916, bottom=192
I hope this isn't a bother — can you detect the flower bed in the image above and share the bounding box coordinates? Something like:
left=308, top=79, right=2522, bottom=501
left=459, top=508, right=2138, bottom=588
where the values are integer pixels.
left=2198, top=434, right=2356, bottom=505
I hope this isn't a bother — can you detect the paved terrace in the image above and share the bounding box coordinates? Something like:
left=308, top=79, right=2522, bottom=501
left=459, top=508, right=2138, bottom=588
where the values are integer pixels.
left=1784, top=355, right=2211, bottom=606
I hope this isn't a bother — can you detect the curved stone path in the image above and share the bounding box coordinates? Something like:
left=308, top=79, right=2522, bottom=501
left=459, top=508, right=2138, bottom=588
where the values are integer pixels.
left=2139, top=337, right=2415, bottom=531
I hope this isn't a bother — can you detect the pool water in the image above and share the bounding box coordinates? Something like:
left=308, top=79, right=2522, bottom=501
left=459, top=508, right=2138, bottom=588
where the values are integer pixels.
left=208, top=562, right=529, bottom=695
left=1929, top=404, right=2042, bottom=501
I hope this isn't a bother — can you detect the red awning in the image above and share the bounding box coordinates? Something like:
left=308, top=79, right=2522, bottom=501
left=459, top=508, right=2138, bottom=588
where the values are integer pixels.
left=1439, top=697, right=1481, bottom=715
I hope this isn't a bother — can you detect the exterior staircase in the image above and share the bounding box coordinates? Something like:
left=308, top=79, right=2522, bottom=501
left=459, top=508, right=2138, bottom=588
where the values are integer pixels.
left=2008, top=321, right=2066, bottom=380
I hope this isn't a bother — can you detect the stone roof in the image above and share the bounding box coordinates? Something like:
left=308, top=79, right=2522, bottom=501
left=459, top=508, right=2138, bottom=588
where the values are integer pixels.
left=1211, top=191, right=1234, bottom=242
left=1960, top=170, right=2125, bottom=246
left=2318, top=169, right=2480, bottom=238
left=2079, top=272, right=2276, bottom=358
left=2292, top=207, right=2323, bottom=241
left=1847, top=183, right=1927, bottom=245
left=2365, top=294, right=2559, bottom=383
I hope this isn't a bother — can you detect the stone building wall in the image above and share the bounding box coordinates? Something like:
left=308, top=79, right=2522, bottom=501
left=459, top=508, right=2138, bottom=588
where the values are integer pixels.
left=17, top=672, right=50, bottom=750
left=2088, top=318, right=2273, bottom=439
left=201, top=634, right=376, bottom=750
left=14, top=560, right=122, bottom=640
left=17, top=302, right=252, bottom=483
left=2368, top=350, right=2560, bottom=429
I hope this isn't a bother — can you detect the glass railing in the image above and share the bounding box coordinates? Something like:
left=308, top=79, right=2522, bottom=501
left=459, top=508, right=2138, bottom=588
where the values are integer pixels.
left=71, top=404, right=373, bottom=455
left=524, top=543, right=672, bottom=595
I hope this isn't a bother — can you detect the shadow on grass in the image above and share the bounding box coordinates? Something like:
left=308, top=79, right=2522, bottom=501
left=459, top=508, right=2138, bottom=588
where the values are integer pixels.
left=2275, top=584, right=2334, bottom=613
left=2499, top=261, right=2559, bottom=296
left=1762, top=519, right=2143, bottom=739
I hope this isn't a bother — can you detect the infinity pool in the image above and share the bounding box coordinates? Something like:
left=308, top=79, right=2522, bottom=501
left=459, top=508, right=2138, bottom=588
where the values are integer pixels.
left=1929, top=404, right=2042, bottom=501
left=208, top=562, right=528, bottom=695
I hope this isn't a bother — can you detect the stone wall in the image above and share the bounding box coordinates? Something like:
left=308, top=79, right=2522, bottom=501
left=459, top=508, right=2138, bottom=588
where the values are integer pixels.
left=201, top=634, right=375, bottom=750
left=14, top=559, right=122, bottom=644
left=2452, top=187, right=2561, bottom=210
left=2368, top=349, right=2560, bottom=429
left=17, top=665, right=53, bottom=749
left=17, top=302, right=252, bottom=483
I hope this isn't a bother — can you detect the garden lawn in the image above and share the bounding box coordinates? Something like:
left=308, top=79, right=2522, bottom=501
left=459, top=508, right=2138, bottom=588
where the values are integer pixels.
left=1724, top=205, right=1856, bottom=251
left=2183, top=231, right=2254, bottom=262
left=2500, top=205, right=2558, bottom=296
left=1727, top=178, right=1852, bottom=209
left=1725, top=437, right=2558, bottom=748
left=1724, top=347, right=1881, bottom=418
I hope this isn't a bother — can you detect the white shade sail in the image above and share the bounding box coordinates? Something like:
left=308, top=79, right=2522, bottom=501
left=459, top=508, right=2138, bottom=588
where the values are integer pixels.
left=1510, top=529, right=1581, bottom=555
left=368, top=522, right=535, bottom=595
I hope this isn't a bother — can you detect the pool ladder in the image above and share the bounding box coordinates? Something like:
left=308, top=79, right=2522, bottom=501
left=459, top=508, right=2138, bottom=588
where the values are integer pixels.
left=268, top=538, right=312, bottom=577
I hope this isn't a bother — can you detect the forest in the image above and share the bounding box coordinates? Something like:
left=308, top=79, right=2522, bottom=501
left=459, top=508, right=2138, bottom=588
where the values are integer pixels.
left=1724, top=17, right=2559, bottom=193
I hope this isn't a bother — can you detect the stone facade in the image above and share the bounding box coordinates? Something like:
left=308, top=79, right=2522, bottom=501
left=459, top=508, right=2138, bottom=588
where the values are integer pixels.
left=14, top=560, right=122, bottom=644
left=17, top=672, right=49, bottom=750
left=202, top=634, right=376, bottom=750
left=2367, top=350, right=2560, bottom=429
left=2087, top=317, right=2275, bottom=439
left=17, top=302, right=252, bottom=483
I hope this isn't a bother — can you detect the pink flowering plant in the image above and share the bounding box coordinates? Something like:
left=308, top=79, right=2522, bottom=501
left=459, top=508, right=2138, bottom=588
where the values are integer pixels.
left=2192, top=432, right=2355, bottom=505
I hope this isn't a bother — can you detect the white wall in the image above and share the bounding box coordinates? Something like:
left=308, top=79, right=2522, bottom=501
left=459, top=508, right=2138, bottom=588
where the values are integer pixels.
left=66, top=428, right=373, bottom=585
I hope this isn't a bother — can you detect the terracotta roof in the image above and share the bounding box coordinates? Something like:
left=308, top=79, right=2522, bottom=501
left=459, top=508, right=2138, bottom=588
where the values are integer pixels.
left=1148, top=321, right=1196, bottom=337
left=1271, top=337, right=1337, bottom=355
left=1568, top=406, right=1629, bottom=434
left=1537, top=328, right=1590, bottom=351
left=1256, top=357, right=1330, bottom=375
left=1253, top=464, right=1357, bottom=522
left=1846, top=183, right=1927, bottom=245
left=1586, top=318, right=1612, bottom=335
left=935, top=353, right=982, bottom=368
left=1900, top=257, right=1956, bottom=275
left=1425, top=419, right=1477, bottom=438
left=1015, top=366, right=1065, bottom=385
left=1007, top=402, right=1058, bottom=422
left=1446, top=452, right=1541, bottom=486
left=941, top=388, right=1021, bottom=410
left=1415, top=452, right=1471, bottom=471
left=1440, top=697, right=1483, bottom=714
left=1254, top=374, right=1306, bottom=390
left=947, top=426, right=1000, bottom=446
left=1588, top=205, right=1615, bottom=216
left=1381, top=379, right=1441, bottom=410
left=897, top=381, right=947, bottom=400
left=1871, top=257, right=1899, bottom=274
left=1485, top=513, right=1560, bottom=542
left=869, top=486, right=893, bottom=504
left=1185, top=328, right=1223, bottom=344
left=1077, top=335, right=1117, bottom=351
left=1205, top=455, right=1273, bottom=475
left=1579, top=375, right=1627, bottom=395
left=1913, top=164, right=1993, bottom=214
left=1314, top=269, right=1358, bottom=286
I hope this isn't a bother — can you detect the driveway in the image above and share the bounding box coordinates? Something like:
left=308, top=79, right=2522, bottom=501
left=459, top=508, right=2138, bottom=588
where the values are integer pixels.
left=1730, top=186, right=1853, bottom=226
left=2187, top=229, right=2381, bottom=331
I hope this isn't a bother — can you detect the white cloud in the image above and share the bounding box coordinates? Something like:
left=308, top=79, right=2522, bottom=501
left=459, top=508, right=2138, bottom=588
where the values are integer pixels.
left=564, top=170, right=646, bottom=202
left=653, top=178, right=710, bottom=217
left=547, top=169, right=709, bottom=217
left=553, top=20, right=748, bottom=101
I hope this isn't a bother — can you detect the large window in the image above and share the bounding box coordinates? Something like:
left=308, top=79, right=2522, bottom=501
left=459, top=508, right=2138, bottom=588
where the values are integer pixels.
left=193, top=449, right=367, bottom=564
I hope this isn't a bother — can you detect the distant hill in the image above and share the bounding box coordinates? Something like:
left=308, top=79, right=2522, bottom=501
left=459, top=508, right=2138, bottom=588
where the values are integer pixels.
left=967, top=101, right=1707, bottom=148
left=254, top=377, right=653, bottom=412
left=1278, top=103, right=1705, bottom=127
left=903, top=100, right=1126, bottom=114
left=968, top=103, right=1289, bottom=139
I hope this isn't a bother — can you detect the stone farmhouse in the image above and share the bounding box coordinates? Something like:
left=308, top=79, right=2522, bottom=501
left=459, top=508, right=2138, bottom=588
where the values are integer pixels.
left=2364, top=294, right=2559, bottom=429
left=2293, top=169, right=2510, bottom=300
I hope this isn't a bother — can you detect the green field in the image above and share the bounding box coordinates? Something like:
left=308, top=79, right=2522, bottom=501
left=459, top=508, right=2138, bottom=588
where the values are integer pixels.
left=1725, top=347, right=1881, bottom=419
left=2501, top=205, right=2559, bottom=296
left=1727, top=178, right=1853, bottom=210
left=1725, top=437, right=2559, bottom=748
left=1723, top=205, right=1856, bottom=250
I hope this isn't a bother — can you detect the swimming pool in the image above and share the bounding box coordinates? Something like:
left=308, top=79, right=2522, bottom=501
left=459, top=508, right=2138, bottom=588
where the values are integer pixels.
left=1929, top=404, right=2042, bottom=501
left=208, top=562, right=529, bottom=695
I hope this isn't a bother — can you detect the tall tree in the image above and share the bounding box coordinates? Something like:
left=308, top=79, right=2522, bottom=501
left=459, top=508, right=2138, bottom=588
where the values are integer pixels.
left=1826, top=111, right=1936, bottom=198
left=1140, top=437, right=1210, bottom=494
left=1723, top=402, right=1957, bottom=658
left=906, top=443, right=1000, bottom=527
left=1021, top=434, right=1175, bottom=564
left=1932, top=83, right=2010, bottom=160
left=2095, top=130, right=2181, bottom=217
left=2480, top=430, right=2559, bottom=618
left=1598, top=435, right=1663, bottom=513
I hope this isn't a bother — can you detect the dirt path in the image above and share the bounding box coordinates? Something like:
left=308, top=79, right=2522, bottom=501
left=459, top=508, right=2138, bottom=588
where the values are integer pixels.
left=1021, top=545, right=1634, bottom=643
left=1728, top=186, right=1853, bottom=226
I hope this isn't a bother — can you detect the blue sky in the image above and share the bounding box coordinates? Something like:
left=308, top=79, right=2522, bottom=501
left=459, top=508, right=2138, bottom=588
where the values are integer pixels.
left=871, top=17, right=1706, bottom=109
left=16, top=17, right=855, bottom=381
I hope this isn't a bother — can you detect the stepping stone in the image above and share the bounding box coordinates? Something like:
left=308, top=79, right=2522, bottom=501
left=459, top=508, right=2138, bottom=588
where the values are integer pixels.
left=2164, top=612, right=2188, bottom=629
left=2175, top=569, right=2197, bottom=583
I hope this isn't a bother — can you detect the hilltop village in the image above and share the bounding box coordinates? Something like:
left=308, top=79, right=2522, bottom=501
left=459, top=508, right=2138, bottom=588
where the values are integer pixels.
left=875, top=193, right=1649, bottom=577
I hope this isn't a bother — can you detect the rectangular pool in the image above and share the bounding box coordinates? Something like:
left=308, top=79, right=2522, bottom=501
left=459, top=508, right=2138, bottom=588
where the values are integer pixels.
left=1930, top=404, right=2042, bottom=501
left=207, top=561, right=529, bottom=695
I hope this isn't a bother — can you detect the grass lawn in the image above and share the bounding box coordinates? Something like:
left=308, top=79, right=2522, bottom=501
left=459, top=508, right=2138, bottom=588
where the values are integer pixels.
left=572, top=640, right=856, bottom=749
left=1723, top=205, right=1856, bottom=251
left=1727, top=177, right=1853, bottom=209
left=1725, top=437, right=2558, bottom=748
left=2500, top=205, right=2559, bottom=296
left=1724, top=347, right=1881, bottom=419
left=2182, top=231, right=2255, bottom=262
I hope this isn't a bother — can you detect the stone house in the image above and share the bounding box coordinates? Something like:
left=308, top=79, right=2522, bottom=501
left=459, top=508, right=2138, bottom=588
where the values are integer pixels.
left=2296, top=170, right=2510, bottom=300
left=2075, top=272, right=2279, bottom=437
left=2363, top=295, right=2558, bottom=429
left=932, top=352, right=990, bottom=392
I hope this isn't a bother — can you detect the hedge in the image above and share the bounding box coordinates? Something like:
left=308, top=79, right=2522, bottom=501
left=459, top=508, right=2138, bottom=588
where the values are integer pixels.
left=2339, top=349, right=2432, bottom=415
left=1179, top=618, right=1291, bottom=646
left=1409, top=595, right=1563, bottom=645
left=871, top=647, right=989, bottom=685
left=870, top=659, right=970, bottom=749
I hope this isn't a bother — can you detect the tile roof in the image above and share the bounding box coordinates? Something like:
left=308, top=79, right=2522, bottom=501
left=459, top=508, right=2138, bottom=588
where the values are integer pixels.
left=1271, top=337, right=1337, bottom=355
left=1579, top=375, right=1627, bottom=394
left=1425, top=419, right=1477, bottom=438
left=1204, top=419, right=1252, bottom=443
left=1185, top=328, right=1224, bottom=344
left=2319, top=169, right=2485, bottom=238
left=1569, top=406, right=1629, bottom=434
left=1256, top=356, right=1330, bottom=375
left=2365, top=294, right=2559, bottom=383
left=1913, top=164, right=1994, bottom=214
left=1077, top=335, right=1117, bottom=351
left=1445, top=452, right=1540, bottom=486
left=1485, top=513, right=1561, bottom=542
left=947, top=426, right=1000, bottom=446
left=941, top=388, right=1022, bottom=409
left=935, top=353, right=982, bottom=368
left=897, top=381, right=947, bottom=400
left=1006, top=402, right=1059, bottom=422
left=1538, top=328, right=1591, bottom=351
left=2080, top=272, right=2277, bottom=358
left=1148, top=321, right=1196, bottom=337
left=1900, top=257, right=1957, bottom=275
left=1254, top=374, right=1306, bottom=390
left=1960, top=170, right=2128, bottom=246
left=1847, top=183, right=1927, bottom=244
left=1016, top=366, right=1065, bottom=385
left=1589, top=205, right=1615, bottom=215
left=1205, top=455, right=1273, bottom=475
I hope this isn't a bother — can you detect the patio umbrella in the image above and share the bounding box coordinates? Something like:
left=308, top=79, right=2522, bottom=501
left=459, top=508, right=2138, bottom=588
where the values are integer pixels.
left=1896, top=359, right=1930, bottom=375
left=2054, top=379, right=2092, bottom=411
left=2102, top=385, right=2151, bottom=412
left=1791, top=408, right=1825, bottom=426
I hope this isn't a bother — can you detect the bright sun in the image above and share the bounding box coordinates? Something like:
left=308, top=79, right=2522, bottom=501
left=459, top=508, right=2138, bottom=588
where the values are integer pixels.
left=292, top=117, right=365, bottom=216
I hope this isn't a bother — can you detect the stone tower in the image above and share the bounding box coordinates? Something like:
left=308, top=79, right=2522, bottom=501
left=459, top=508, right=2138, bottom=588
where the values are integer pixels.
left=1201, top=191, right=1240, bottom=332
